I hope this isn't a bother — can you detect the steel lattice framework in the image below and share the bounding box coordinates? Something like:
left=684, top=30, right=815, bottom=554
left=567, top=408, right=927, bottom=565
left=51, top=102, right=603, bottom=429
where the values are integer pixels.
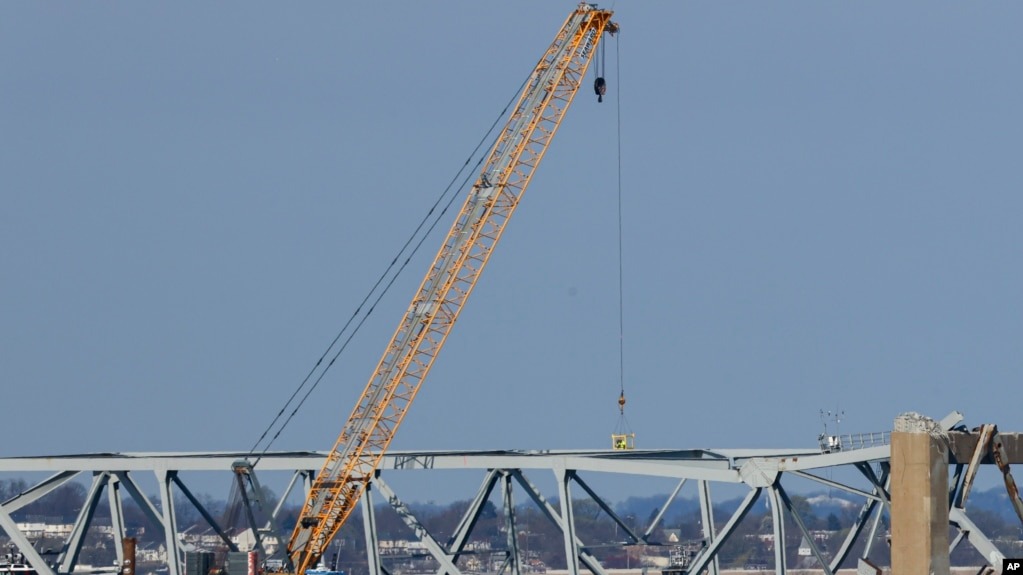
left=1, top=412, right=1021, bottom=575
left=288, top=5, right=618, bottom=573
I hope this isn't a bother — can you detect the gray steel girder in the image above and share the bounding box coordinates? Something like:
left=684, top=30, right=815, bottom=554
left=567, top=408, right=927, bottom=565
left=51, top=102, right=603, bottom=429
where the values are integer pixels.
left=860, top=462, right=891, bottom=563
left=828, top=463, right=890, bottom=572
left=697, top=480, right=719, bottom=575
left=642, top=478, right=686, bottom=542
left=274, top=470, right=305, bottom=523
left=776, top=482, right=832, bottom=575
left=788, top=469, right=881, bottom=502
left=156, top=470, right=181, bottom=575
left=58, top=471, right=108, bottom=574
left=767, top=486, right=786, bottom=574
left=109, top=475, right=126, bottom=568
left=508, top=470, right=607, bottom=575
left=431, top=470, right=502, bottom=575
left=0, top=416, right=1017, bottom=575
left=171, top=474, right=238, bottom=553
left=0, top=502, right=57, bottom=575
left=570, top=472, right=643, bottom=544
left=1, top=470, right=79, bottom=512
left=500, top=473, right=520, bottom=575
left=233, top=471, right=265, bottom=555
left=686, top=487, right=763, bottom=575
left=360, top=482, right=383, bottom=575
left=949, top=507, right=1006, bottom=567
left=373, top=475, right=463, bottom=575
left=855, top=461, right=891, bottom=510
left=113, top=471, right=165, bottom=539
left=555, top=469, right=580, bottom=575
left=446, top=469, right=501, bottom=558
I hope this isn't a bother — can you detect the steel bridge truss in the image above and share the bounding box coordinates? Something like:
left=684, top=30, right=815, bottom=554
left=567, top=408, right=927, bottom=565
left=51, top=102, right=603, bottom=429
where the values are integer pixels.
left=1, top=416, right=1019, bottom=575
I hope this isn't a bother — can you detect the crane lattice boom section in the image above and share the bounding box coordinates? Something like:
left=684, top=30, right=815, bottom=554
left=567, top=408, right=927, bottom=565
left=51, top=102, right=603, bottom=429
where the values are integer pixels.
left=287, top=5, right=617, bottom=573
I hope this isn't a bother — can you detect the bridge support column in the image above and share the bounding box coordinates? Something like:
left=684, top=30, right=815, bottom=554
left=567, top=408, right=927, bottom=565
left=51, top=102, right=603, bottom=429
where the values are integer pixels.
left=891, top=413, right=950, bottom=575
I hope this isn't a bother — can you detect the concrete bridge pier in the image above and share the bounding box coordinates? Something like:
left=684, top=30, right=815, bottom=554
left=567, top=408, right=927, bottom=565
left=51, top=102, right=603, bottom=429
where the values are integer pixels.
left=891, top=413, right=951, bottom=575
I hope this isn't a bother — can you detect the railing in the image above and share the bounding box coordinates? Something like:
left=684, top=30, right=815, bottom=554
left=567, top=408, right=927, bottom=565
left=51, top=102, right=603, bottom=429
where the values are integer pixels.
left=818, top=431, right=891, bottom=453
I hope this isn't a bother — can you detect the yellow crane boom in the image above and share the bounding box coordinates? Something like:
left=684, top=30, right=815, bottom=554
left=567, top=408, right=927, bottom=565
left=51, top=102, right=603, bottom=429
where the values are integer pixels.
left=287, top=5, right=618, bottom=573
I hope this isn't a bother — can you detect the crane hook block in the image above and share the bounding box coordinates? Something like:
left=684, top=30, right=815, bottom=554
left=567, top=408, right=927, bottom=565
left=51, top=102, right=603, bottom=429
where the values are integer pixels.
left=617, top=390, right=626, bottom=413
left=594, top=77, right=607, bottom=103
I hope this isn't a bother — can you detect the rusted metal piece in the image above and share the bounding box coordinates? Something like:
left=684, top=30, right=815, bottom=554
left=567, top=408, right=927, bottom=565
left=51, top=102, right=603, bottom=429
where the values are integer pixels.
left=121, top=537, right=136, bottom=575
left=957, top=424, right=996, bottom=509
left=991, top=431, right=1023, bottom=526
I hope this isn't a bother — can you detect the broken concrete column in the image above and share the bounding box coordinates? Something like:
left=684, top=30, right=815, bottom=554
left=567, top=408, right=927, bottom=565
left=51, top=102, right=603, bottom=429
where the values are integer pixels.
left=891, top=412, right=950, bottom=575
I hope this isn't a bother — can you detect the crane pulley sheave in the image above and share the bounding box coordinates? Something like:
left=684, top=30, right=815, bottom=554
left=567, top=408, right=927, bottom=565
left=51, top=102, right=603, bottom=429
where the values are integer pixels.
left=287, top=5, right=618, bottom=573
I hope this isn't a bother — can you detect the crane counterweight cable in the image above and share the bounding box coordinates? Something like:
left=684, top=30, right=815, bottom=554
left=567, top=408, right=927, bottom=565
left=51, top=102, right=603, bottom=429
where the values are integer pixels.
left=286, top=8, right=620, bottom=571
left=234, top=7, right=623, bottom=571
left=248, top=73, right=531, bottom=463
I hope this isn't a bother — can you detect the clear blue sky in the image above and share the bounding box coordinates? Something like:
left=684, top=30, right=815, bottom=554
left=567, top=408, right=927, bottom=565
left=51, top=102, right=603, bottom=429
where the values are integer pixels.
left=2, top=1, right=1021, bottom=493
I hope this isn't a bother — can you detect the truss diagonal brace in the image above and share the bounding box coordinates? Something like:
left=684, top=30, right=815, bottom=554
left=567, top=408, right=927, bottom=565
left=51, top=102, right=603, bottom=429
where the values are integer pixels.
left=1, top=470, right=80, bottom=512
left=156, top=470, right=182, bottom=575
left=697, top=480, right=719, bottom=575
left=115, top=471, right=167, bottom=541
left=109, top=474, right=126, bottom=568
left=509, top=470, right=607, bottom=575
left=557, top=469, right=580, bottom=575
left=777, top=483, right=833, bottom=575
left=373, top=476, right=463, bottom=575
left=643, top=478, right=686, bottom=542
left=788, top=470, right=880, bottom=502
left=949, top=507, right=1005, bottom=567
left=447, top=469, right=502, bottom=556
left=171, top=474, right=238, bottom=552
left=571, top=472, right=644, bottom=544
left=766, top=486, right=786, bottom=573
left=855, top=462, right=890, bottom=509
left=58, top=472, right=109, bottom=574
left=0, top=503, right=56, bottom=575
left=686, top=488, right=762, bottom=575
left=829, top=463, right=889, bottom=572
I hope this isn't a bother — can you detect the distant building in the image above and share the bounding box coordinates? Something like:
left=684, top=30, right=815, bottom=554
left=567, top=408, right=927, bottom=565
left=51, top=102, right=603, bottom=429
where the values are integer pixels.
left=798, top=535, right=813, bottom=557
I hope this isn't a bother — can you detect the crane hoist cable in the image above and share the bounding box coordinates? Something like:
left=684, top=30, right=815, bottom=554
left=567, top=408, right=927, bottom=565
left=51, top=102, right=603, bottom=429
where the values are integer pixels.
left=610, top=32, right=634, bottom=452
left=616, top=33, right=624, bottom=400
left=247, top=74, right=531, bottom=463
